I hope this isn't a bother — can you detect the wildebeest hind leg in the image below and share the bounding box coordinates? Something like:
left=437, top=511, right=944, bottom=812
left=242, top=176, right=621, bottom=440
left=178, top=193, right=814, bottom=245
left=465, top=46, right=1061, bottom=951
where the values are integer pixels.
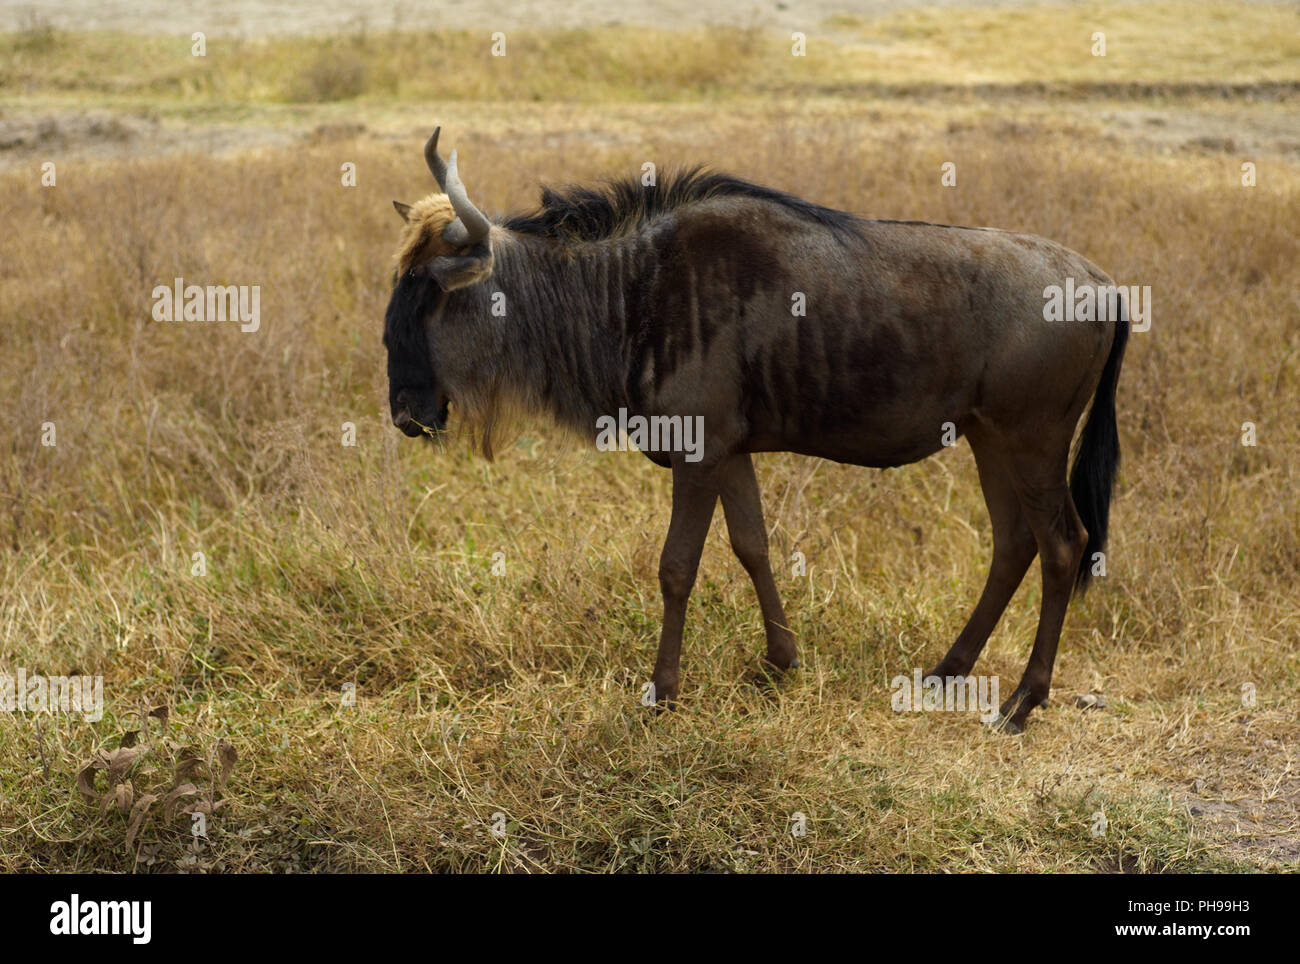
left=719, top=454, right=798, bottom=674
left=997, top=457, right=1087, bottom=733
left=928, top=431, right=1036, bottom=681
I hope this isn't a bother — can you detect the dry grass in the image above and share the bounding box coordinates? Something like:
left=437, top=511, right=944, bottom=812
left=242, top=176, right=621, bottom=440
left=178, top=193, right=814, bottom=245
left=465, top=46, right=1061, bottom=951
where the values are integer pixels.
left=1, top=0, right=1296, bottom=109
left=1, top=5, right=1298, bottom=872
left=828, top=0, right=1300, bottom=84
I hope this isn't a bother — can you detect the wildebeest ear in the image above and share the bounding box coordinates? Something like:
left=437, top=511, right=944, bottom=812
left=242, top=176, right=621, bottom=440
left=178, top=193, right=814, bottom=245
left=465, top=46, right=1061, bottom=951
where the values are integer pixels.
left=424, top=241, right=494, bottom=292
left=392, top=200, right=414, bottom=222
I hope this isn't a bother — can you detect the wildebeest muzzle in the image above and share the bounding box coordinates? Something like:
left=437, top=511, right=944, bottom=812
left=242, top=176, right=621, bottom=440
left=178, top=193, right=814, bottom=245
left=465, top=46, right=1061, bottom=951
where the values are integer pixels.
left=390, top=388, right=449, bottom=438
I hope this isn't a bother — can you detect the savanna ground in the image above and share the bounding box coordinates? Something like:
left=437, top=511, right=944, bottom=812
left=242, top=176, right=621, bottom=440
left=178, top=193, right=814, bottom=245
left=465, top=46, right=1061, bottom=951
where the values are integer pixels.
left=1, top=0, right=1298, bottom=872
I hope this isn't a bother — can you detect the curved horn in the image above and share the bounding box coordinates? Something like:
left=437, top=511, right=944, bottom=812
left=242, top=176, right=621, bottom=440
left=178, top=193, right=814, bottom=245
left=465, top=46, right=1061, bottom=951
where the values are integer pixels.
left=440, top=149, right=492, bottom=247
left=424, top=126, right=447, bottom=191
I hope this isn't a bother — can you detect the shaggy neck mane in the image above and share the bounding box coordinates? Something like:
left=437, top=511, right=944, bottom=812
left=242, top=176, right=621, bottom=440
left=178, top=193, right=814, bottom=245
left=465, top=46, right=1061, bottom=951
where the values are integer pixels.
left=464, top=236, right=632, bottom=441
left=501, top=166, right=862, bottom=242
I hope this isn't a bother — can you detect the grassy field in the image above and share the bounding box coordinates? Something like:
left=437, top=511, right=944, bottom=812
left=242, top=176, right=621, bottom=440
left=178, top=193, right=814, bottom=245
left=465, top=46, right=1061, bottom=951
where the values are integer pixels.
left=3, top=0, right=1298, bottom=107
left=1, top=1, right=1298, bottom=872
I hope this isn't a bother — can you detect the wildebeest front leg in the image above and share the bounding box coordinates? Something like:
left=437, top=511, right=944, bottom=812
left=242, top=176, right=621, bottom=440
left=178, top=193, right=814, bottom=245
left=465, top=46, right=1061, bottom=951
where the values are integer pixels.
left=719, top=454, right=797, bottom=673
left=651, top=463, right=719, bottom=706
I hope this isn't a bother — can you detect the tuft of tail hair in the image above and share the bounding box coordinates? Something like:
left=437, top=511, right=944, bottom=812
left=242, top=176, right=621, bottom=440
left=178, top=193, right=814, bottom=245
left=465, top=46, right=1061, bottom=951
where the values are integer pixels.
left=1069, top=293, right=1130, bottom=594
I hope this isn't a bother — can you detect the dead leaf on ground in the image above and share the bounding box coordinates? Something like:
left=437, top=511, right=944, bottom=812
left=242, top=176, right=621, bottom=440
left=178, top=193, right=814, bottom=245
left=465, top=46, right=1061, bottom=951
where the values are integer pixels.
left=125, top=793, right=158, bottom=850
left=163, top=783, right=199, bottom=821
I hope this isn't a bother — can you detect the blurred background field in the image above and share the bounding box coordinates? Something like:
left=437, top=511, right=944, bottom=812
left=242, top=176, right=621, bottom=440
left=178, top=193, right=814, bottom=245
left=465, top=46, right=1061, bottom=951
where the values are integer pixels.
left=0, top=0, right=1297, bottom=871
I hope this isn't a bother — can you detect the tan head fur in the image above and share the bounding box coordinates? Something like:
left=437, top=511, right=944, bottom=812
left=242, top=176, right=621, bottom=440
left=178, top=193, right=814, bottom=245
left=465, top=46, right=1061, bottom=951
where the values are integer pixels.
left=392, top=194, right=463, bottom=275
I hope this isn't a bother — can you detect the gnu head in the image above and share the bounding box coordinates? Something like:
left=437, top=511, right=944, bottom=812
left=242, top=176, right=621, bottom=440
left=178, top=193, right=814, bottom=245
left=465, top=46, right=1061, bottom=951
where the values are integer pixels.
left=384, top=127, right=495, bottom=438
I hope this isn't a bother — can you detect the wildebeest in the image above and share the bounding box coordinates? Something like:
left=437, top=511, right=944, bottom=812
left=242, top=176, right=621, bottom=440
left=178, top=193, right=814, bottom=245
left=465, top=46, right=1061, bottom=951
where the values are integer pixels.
left=384, top=127, right=1128, bottom=732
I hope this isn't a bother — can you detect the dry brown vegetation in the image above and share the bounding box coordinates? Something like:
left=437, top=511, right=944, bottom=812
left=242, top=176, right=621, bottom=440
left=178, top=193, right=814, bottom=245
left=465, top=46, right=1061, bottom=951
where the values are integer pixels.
left=1, top=2, right=1298, bottom=872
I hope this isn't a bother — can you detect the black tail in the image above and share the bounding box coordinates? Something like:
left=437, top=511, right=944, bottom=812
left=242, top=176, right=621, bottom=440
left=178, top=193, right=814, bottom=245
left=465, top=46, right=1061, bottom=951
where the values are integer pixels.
left=1069, top=297, right=1129, bottom=594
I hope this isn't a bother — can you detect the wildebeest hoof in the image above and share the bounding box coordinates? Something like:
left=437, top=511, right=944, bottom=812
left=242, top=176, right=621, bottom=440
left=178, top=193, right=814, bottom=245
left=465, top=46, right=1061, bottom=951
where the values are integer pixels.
left=987, top=713, right=1025, bottom=735
left=643, top=680, right=678, bottom=712
left=752, top=656, right=797, bottom=689
left=925, top=660, right=963, bottom=681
